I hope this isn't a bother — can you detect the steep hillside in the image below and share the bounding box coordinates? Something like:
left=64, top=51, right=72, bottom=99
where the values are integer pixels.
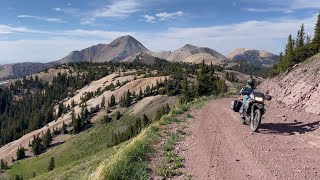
left=259, top=53, right=320, bottom=114
left=0, top=62, right=52, bottom=80
left=54, top=35, right=148, bottom=64
left=150, top=44, right=228, bottom=65
left=227, top=48, right=278, bottom=67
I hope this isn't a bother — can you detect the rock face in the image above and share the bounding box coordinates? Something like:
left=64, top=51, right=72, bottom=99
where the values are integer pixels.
left=0, top=62, right=52, bottom=80
left=150, top=44, right=228, bottom=65
left=227, top=48, right=278, bottom=67
left=259, top=53, right=320, bottom=114
left=54, top=35, right=148, bottom=64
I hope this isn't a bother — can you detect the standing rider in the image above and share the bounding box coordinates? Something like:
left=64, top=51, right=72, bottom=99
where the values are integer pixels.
left=239, top=77, right=256, bottom=117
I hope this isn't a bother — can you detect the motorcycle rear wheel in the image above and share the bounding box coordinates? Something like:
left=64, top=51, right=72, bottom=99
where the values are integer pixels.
left=250, top=109, right=261, bottom=132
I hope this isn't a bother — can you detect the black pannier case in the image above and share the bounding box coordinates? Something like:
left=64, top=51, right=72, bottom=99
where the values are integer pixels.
left=231, top=100, right=242, bottom=112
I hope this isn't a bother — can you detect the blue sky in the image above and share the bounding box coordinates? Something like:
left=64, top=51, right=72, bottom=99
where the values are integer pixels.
left=0, top=0, right=320, bottom=64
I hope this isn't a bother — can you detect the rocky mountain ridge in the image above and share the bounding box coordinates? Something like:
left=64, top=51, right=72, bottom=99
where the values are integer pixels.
left=149, top=44, right=228, bottom=65
left=227, top=48, right=279, bottom=67
left=0, top=36, right=278, bottom=80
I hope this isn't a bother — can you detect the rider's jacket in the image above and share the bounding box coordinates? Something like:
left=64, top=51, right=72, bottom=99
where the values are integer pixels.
left=239, top=85, right=254, bottom=96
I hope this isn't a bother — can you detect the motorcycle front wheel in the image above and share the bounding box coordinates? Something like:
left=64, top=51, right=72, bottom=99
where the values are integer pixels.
left=250, top=109, right=261, bottom=132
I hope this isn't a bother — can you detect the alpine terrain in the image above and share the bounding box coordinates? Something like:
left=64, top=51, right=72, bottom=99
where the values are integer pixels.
left=1, top=1, right=320, bottom=180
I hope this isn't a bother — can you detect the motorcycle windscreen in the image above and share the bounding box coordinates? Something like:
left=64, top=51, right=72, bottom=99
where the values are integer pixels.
left=252, top=90, right=265, bottom=99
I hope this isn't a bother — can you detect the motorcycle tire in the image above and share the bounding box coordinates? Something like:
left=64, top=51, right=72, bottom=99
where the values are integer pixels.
left=250, top=109, right=261, bottom=132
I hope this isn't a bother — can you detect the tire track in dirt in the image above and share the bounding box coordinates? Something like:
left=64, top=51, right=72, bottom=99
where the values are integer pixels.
left=180, top=98, right=320, bottom=180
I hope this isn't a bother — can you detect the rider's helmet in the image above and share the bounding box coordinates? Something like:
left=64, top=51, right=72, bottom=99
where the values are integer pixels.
left=247, top=78, right=255, bottom=88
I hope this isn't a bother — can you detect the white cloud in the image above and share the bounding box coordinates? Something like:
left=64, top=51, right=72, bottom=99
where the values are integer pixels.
left=0, top=24, right=134, bottom=38
left=80, top=18, right=96, bottom=25
left=0, top=24, right=45, bottom=34
left=138, top=13, right=317, bottom=54
left=246, top=8, right=293, bottom=13
left=1, top=13, right=318, bottom=64
left=247, top=0, right=320, bottom=12
left=142, top=11, right=184, bottom=23
left=94, top=0, right=140, bottom=18
left=143, top=15, right=156, bottom=23
left=52, top=8, right=62, bottom=11
left=155, top=11, right=183, bottom=21
left=17, top=15, right=66, bottom=23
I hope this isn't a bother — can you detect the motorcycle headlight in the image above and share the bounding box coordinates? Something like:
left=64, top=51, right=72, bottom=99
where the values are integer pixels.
left=254, top=96, right=264, bottom=102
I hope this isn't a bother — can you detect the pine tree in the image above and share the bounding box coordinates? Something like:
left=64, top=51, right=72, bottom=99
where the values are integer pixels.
left=62, top=122, right=67, bottom=134
left=71, top=99, right=75, bottom=107
left=72, top=109, right=80, bottom=134
left=137, top=87, right=143, bottom=100
left=116, top=111, right=121, bottom=120
left=295, top=24, right=306, bottom=63
left=1, top=159, right=7, bottom=169
left=142, top=114, right=150, bottom=127
left=109, top=94, right=116, bottom=107
left=284, top=34, right=295, bottom=70
left=145, top=85, right=151, bottom=96
left=182, top=76, right=188, bottom=96
left=16, top=146, right=26, bottom=160
left=31, top=135, right=43, bottom=155
left=101, top=95, right=105, bottom=108
left=43, top=129, right=52, bottom=148
left=48, top=157, right=55, bottom=171
left=125, top=90, right=131, bottom=107
left=311, top=12, right=320, bottom=55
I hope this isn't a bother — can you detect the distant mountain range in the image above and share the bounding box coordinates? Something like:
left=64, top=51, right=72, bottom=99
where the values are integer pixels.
left=226, top=48, right=279, bottom=67
left=149, top=44, right=228, bottom=65
left=0, top=62, right=53, bottom=80
left=0, top=35, right=279, bottom=80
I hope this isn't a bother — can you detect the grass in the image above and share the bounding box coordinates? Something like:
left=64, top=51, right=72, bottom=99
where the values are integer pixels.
left=101, top=126, right=159, bottom=180
left=155, top=129, right=186, bottom=178
left=7, top=116, right=137, bottom=180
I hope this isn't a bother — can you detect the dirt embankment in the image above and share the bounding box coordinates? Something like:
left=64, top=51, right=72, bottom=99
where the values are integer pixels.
left=259, top=54, right=320, bottom=115
left=177, top=98, right=320, bottom=180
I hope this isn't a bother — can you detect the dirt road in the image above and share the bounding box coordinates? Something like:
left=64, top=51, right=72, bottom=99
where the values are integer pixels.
left=180, top=98, right=320, bottom=180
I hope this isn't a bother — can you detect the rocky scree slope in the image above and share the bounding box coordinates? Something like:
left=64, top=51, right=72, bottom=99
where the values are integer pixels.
left=259, top=53, right=320, bottom=114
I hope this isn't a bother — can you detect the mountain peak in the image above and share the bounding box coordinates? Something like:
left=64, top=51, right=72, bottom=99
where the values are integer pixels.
left=227, top=48, right=279, bottom=67
left=111, top=35, right=138, bottom=43
left=181, top=44, right=198, bottom=49
left=54, top=35, right=148, bottom=64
